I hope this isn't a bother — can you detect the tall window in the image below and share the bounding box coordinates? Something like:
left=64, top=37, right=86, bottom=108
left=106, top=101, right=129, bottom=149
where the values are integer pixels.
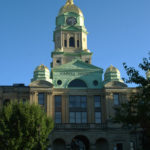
left=64, top=40, right=67, bottom=47
left=94, top=96, right=101, bottom=123
left=55, top=96, right=62, bottom=123
left=38, top=93, right=44, bottom=105
left=69, top=37, right=75, bottom=47
left=113, top=93, right=119, bottom=105
left=77, top=40, right=79, bottom=47
left=69, top=96, right=87, bottom=123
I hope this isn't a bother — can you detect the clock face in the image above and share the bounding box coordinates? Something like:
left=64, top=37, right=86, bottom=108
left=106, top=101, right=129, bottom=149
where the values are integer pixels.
left=66, top=17, right=77, bottom=26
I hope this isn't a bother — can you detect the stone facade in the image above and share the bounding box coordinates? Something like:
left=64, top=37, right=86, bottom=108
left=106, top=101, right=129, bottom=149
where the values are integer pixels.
left=0, top=0, right=141, bottom=150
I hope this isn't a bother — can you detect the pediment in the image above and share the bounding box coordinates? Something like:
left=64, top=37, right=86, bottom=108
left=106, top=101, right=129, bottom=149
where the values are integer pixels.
left=64, top=26, right=81, bottom=31
left=53, top=59, right=103, bottom=72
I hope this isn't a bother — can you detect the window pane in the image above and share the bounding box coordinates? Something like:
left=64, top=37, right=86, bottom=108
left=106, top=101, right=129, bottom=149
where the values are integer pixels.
left=95, top=112, right=101, bottom=123
left=82, top=112, right=87, bottom=123
left=81, top=96, right=87, bottom=108
left=114, top=94, right=119, bottom=105
left=76, top=96, right=80, bottom=107
left=76, top=112, right=81, bottom=123
left=55, top=112, right=61, bottom=123
left=55, top=95, right=61, bottom=107
left=70, top=112, right=75, bottom=123
left=94, top=96, right=101, bottom=108
left=38, top=93, right=44, bottom=105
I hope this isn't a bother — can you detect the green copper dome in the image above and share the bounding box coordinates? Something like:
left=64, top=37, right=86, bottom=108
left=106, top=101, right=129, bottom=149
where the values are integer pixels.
left=105, top=65, right=120, bottom=73
left=104, top=65, right=124, bottom=84
left=59, top=0, right=83, bottom=17
left=31, top=64, right=52, bottom=83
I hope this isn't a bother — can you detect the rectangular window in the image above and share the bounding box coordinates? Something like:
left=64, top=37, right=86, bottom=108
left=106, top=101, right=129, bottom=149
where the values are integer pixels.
left=69, top=112, right=87, bottom=123
left=76, top=112, right=81, bottom=123
left=82, top=112, right=87, bottom=123
left=55, top=112, right=61, bottom=123
left=55, top=95, right=62, bottom=123
left=77, top=40, right=79, bottom=47
left=114, top=93, right=119, bottom=105
left=70, top=112, right=75, bottom=123
left=64, top=40, right=67, bottom=47
left=69, top=96, right=87, bottom=123
left=55, top=95, right=61, bottom=107
left=95, top=112, right=102, bottom=123
left=94, top=96, right=101, bottom=108
left=38, top=93, right=44, bottom=105
left=69, top=96, right=87, bottom=108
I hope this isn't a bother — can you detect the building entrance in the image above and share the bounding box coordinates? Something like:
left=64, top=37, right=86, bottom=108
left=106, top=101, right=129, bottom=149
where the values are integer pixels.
left=71, top=135, right=90, bottom=150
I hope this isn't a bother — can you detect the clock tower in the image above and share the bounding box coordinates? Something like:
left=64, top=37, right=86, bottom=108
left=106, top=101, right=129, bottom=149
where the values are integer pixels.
left=51, top=0, right=92, bottom=68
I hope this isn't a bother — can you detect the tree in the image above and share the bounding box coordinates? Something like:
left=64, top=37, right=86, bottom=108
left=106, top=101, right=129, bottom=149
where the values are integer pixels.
left=114, top=55, right=150, bottom=150
left=0, top=101, right=54, bottom=150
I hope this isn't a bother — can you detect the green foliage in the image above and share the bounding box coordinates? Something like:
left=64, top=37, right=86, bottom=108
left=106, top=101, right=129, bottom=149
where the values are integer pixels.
left=0, top=101, right=54, bottom=150
left=114, top=55, right=150, bottom=149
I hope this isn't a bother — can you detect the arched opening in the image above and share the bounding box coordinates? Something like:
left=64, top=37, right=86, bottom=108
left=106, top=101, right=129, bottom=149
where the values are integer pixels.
left=3, top=99, right=10, bottom=106
left=69, top=37, right=75, bottom=47
left=52, top=139, right=66, bottom=150
left=71, top=135, right=90, bottom=150
left=68, top=79, right=87, bottom=88
left=96, top=138, right=109, bottom=150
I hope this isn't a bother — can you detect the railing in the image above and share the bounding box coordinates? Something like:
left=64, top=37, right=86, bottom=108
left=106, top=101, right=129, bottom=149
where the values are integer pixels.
left=54, top=123, right=107, bottom=130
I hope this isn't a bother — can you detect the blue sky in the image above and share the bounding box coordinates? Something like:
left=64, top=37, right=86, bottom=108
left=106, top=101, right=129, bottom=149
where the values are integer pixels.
left=0, top=0, right=150, bottom=86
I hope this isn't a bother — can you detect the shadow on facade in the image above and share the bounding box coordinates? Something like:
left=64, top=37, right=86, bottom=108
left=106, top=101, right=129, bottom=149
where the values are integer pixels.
left=52, top=138, right=66, bottom=150
left=71, top=135, right=90, bottom=150
left=95, top=138, right=109, bottom=150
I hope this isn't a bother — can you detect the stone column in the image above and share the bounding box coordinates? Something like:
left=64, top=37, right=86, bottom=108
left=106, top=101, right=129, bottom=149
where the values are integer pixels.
left=62, top=95, right=67, bottom=123
left=65, top=95, right=69, bottom=123
left=88, top=95, right=94, bottom=123
left=87, top=95, right=92, bottom=123
left=46, top=92, right=51, bottom=116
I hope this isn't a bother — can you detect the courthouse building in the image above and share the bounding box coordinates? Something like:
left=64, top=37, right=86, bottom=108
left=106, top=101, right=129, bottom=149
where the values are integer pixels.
left=0, top=0, right=141, bottom=150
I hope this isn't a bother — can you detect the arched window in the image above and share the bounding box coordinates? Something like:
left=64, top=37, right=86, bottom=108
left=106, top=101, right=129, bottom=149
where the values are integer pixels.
left=68, top=79, right=87, bottom=88
left=69, top=37, right=75, bottom=47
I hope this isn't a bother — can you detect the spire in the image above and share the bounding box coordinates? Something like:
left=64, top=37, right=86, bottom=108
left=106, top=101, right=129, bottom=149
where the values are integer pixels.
left=66, top=0, right=74, bottom=5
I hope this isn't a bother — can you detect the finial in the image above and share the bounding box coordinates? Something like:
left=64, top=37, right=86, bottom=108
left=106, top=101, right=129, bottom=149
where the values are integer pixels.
left=66, top=0, right=74, bottom=5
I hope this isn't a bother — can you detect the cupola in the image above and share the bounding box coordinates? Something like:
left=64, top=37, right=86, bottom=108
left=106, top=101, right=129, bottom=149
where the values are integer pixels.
left=31, top=64, right=51, bottom=83
left=59, top=0, right=83, bottom=17
left=104, top=65, right=124, bottom=84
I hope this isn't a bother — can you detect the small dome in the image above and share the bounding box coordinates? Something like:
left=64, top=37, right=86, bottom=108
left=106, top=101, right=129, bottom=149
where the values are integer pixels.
left=105, top=65, right=120, bottom=73
left=104, top=65, right=123, bottom=85
left=35, top=64, right=49, bottom=71
left=31, top=64, right=51, bottom=83
left=59, top=0, right=83, bottom=17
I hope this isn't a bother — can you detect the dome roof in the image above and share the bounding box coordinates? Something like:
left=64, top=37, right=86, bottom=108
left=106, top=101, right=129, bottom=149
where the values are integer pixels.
left=35, top=64, right=49, bottom=71
left=105, top=65, right=120, bottom=73
left=59, top=0, right=83, bottom=17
